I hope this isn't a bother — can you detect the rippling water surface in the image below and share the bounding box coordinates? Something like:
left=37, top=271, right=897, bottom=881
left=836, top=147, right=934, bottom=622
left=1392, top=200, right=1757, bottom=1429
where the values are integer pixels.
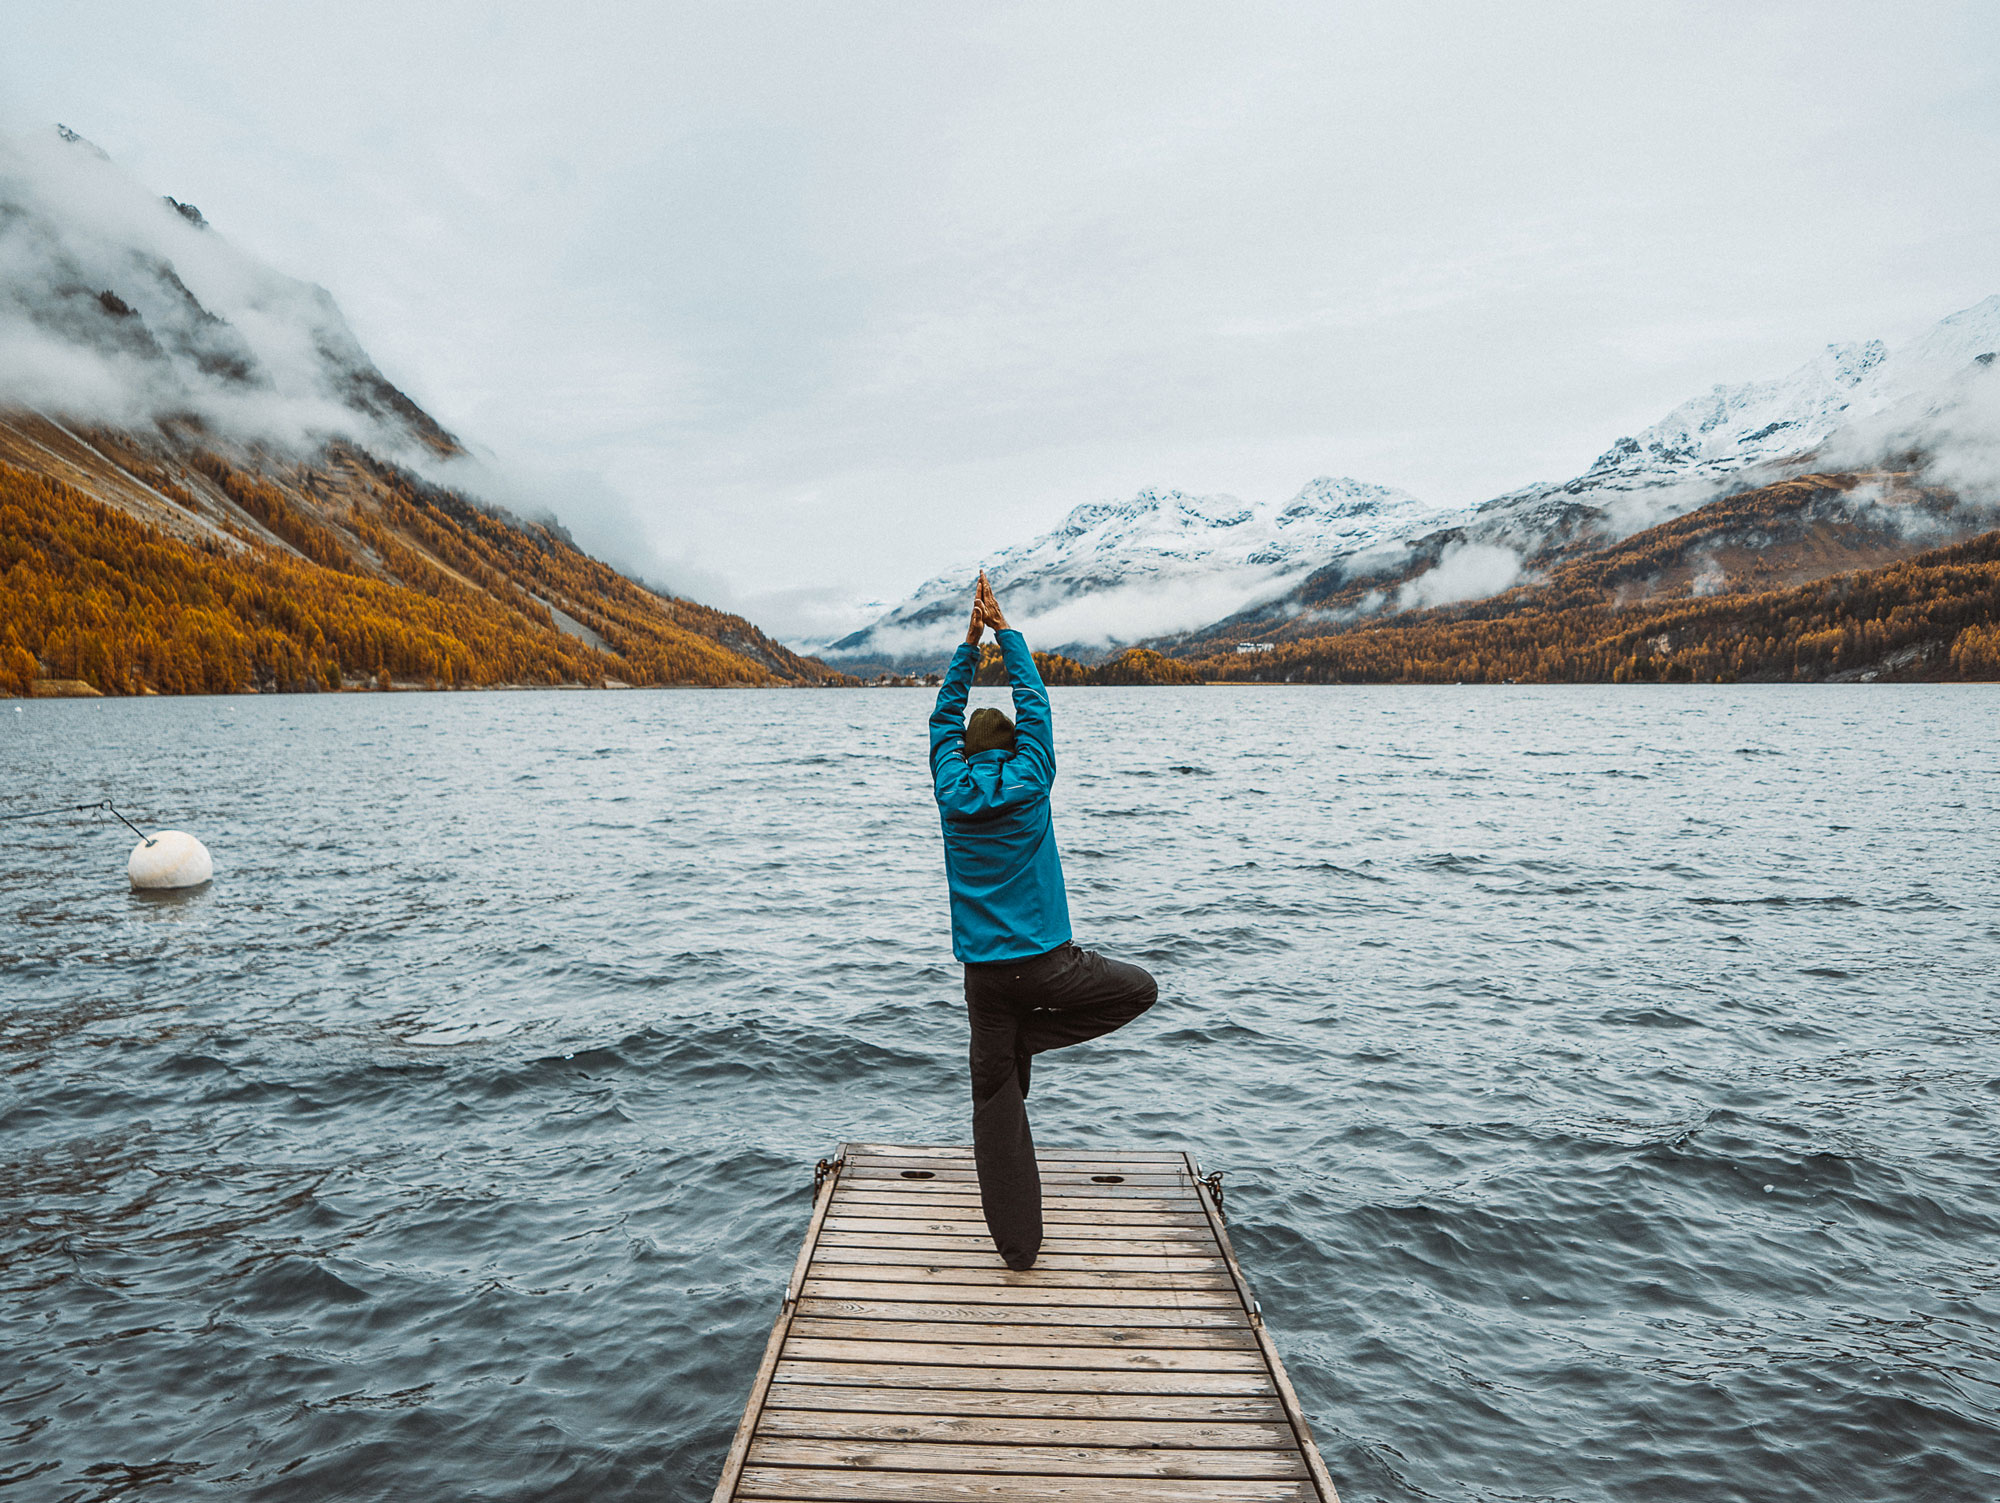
left=3, top=686, right=1998, bottom=1501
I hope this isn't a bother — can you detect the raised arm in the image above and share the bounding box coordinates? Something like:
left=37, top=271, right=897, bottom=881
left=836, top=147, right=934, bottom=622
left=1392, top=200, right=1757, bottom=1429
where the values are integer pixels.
left=929, top=615, right=980, bottom=783
left=997, top=632, right=1051, bottom=761
left=930, top=574, right=992, bottom=780
left=980, top=576, right=1054, bottom=781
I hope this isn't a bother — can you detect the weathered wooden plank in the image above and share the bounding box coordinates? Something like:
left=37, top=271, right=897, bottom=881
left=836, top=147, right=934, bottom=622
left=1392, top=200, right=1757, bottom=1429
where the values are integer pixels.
left=847, top=1147, right=1185, bottom=1160
left=835, top=1180, right=1187, bottom=1195
left=837, top=1190, right=1199, bottom=1212
left=843, top=1171, right=1193, bottom=1190
left=787, top=1318, right=1257, bottom=1350
left=822, top=1215, right=1215, bottom=1240
left=772, top=1360, right=1277, bottom=1396
left=711, top=1301, right=794, bottom=1503
left=716, top=1146, right=1338, bottom=1503
left=795, top=1298, right=1249, bottom=1330
left=832, top=1207, right=1192, bottom=1223
left=835, top=1196, right=1199, bottom=1215
left=836, top=1197, right=1198, bottom=1215
left=800, top=1279, right=1240, bottom=1309
left=826, top=1202, right=1214, bottom=1225
left=734, top=1467, right=1316, bottom=1501
left=746, top=1439, right=1306, bottom=1480
left=802, top=1264, right=1233, bottom=1291
left=841, top=1179, right=1195, bottom=1198
left=847, top=1164, right=1192, bottom=1183
left=754, top=1410, right=1298, bottom=1450
left=760, top=1386, right=1287, bottom=1423
left=829, top=1202, right=1199, bottom=1222
left=846, top=1167, right=1189, bottom=1183
left=711, top=1155, right=848, bottom=1503
left=816, top=1231, right=1222, bottom=1258
left=1181, top=1154, right=1341, bottom=1503
left=782, top=1338, right=1266, bottom=1372
left=840, top=1145, right=1187, bottom=1164
left=838, top=1144, right=973, bottom=1159
left=812, top=1246, right=1226, bottom=1274
left=848, top=1152, right=1184, bottom=1168
left=819, top=1218, right=1208, bottom=1239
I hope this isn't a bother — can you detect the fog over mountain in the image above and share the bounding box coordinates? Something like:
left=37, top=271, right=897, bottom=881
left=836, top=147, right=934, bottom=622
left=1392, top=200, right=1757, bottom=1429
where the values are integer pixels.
left=1473, top=294, right=2000, bottom=546
left=0, top=128, right=455, bottom=458
left=0, top=125, right=716, bottom=601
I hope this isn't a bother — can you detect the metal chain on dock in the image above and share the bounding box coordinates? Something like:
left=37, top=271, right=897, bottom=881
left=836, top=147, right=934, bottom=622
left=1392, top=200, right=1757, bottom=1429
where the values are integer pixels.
left=812, top=1155, right=844, bottom=1196
left=1200, top=1168, right=1226, bottom=1222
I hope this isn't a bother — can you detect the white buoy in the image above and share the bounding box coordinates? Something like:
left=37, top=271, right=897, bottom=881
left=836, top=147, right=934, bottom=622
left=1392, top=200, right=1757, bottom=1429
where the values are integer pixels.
left=129, top=830, right=213, bottom=890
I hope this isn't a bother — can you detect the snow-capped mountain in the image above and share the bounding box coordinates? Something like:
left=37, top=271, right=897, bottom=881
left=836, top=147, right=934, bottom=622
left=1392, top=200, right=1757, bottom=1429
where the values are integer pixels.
left=0, top=126, right=457, bottom=456
left=1477, top=294, right=2000, bottom=547
left=822, top=476, right=1456, bottom=666
left=827, top=298, right=2000, bottom=670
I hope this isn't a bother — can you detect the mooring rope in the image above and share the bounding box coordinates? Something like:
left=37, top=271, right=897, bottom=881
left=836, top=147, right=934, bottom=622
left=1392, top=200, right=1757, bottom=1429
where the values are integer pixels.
left=0, top=800, right=155, bottom=846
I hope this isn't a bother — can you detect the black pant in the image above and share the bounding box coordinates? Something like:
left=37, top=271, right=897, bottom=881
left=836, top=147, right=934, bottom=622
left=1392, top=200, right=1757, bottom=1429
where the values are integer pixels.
left=963, top=941, right=1157, bottom=1270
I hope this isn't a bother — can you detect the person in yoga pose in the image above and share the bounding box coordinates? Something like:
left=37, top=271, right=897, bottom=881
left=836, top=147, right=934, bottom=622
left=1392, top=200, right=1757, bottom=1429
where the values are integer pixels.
left=927, top=571, right=1158, bottom=1271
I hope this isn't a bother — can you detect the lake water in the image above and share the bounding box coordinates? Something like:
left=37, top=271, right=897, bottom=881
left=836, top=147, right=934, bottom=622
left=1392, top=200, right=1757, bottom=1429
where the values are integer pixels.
left=3, top=685, right=1997, bottom=1502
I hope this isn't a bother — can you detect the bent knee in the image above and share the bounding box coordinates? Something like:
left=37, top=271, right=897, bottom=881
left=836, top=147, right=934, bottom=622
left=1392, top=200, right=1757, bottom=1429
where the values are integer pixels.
left=1115, top=961, right=1159, bottom=1015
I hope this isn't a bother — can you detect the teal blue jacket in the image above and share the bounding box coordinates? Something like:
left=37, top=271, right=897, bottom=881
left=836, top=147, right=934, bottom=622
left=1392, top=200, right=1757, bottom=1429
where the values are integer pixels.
left=929, top=630, right=1073, bottom=964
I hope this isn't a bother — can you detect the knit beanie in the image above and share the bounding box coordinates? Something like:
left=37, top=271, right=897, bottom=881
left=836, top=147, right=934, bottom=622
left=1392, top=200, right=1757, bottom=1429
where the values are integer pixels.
left=964, top=706, right=1017, bottom=757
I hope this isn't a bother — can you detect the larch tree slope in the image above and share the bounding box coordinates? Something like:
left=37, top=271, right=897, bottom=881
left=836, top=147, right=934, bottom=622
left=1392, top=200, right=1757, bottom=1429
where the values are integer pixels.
left=0, top=417, right=847, bottom=695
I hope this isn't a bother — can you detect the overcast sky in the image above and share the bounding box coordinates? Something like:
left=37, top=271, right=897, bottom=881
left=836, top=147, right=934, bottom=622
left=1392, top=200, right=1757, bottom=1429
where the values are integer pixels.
left=5, top=1, right=1998, bottom=640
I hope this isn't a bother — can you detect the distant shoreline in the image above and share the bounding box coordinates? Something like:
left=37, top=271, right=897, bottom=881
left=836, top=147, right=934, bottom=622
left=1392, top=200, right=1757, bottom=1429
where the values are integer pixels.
left=13, top=677, right=1987, bottom=701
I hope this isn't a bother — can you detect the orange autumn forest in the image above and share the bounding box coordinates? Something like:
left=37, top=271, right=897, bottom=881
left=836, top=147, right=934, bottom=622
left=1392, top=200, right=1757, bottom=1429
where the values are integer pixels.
left=0, top=419, right=844, bottom=697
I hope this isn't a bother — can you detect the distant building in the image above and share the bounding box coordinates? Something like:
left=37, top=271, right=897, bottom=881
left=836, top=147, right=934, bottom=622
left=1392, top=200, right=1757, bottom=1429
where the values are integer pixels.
left=1235, top=642, right=1275, bottom=654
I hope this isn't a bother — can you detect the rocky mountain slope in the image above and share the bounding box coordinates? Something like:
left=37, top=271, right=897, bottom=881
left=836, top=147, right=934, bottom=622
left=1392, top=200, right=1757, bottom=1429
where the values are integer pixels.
left=1167, top=462, right=1999, bottom=660
left=0, top=126, right=840, bottom=693
left=1, top=127, right=459, bottom=458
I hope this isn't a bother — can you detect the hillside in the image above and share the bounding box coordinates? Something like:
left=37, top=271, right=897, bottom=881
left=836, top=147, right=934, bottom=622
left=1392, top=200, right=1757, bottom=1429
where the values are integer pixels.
left=1174, top=473, right=2000, bottom=684
left=1166, top=468, right=1993, bottom=655
left=0, top=416, right=845, bottom=695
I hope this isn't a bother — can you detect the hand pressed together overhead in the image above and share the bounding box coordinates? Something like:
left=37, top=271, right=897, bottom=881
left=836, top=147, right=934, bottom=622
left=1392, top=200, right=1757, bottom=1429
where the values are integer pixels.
left=964, top=570, right=1010, bottom=645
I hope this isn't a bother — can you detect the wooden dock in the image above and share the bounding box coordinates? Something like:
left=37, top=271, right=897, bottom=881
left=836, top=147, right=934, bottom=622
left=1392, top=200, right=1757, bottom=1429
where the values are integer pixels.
left=712, top=1143, right=1339, bottom=1503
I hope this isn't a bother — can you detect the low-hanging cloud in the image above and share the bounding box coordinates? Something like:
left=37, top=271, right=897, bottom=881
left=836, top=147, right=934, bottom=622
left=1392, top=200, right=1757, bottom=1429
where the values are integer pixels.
left=837, top=562, right=1304, bottom=664
left=1820, top=353, right=2000, bottom=510
left=0, top=126, right=442, bottom=460
left=1394, top=540, right=1524, bottom=611
left=410, top=446, right=743, bottom=607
